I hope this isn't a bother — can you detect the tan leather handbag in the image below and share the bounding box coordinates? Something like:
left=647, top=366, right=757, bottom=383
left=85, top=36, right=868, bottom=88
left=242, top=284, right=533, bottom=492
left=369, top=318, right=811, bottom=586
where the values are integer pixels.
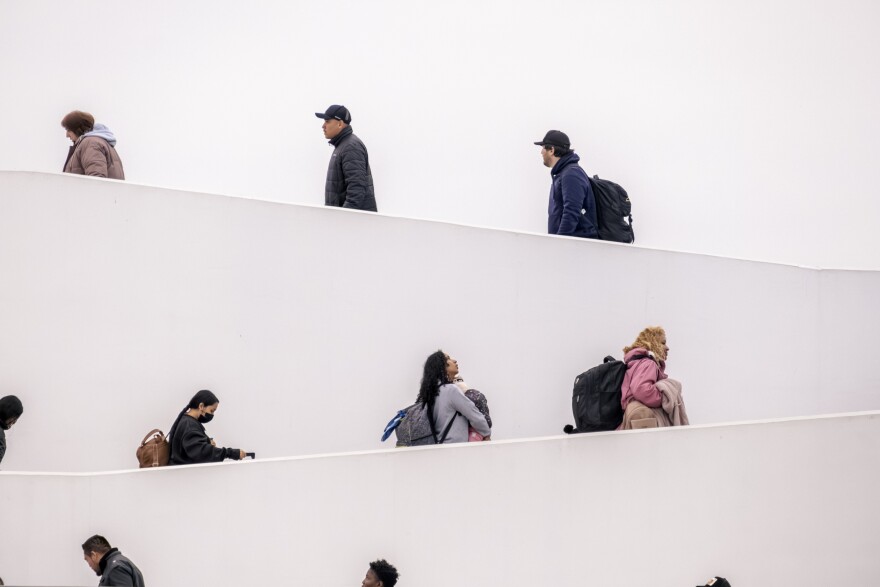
left=136, top=429, right=170, bottom=468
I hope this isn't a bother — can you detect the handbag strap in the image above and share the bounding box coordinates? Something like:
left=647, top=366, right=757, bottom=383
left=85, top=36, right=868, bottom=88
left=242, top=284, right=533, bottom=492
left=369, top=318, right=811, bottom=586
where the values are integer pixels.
left=140, top=429, right=166, bottom=446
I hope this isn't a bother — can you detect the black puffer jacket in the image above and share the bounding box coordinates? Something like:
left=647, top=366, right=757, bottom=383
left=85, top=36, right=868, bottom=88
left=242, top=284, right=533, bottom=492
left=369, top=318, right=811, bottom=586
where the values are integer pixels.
left=325, top=125, right=377, bottom=211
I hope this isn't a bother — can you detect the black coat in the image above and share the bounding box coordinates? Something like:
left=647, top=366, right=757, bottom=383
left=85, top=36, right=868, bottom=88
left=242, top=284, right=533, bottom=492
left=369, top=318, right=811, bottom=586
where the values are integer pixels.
left=325, top=126, right=377, bottom=211
left=0, top=428, right=6, bottom=465
left=547, top=152, right=597, bottom=238
left=169, top=415, right=241, bottom=465
left=98, top=548, right=146, bottom=587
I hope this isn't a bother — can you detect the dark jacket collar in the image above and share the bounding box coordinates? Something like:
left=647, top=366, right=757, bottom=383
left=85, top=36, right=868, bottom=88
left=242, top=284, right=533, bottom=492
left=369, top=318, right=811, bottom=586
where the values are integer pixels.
left=551, top=151, right=580, bottom=176
left=329, top=125, right=353, bottom=147
left=98, top=548, right=120, bottom=575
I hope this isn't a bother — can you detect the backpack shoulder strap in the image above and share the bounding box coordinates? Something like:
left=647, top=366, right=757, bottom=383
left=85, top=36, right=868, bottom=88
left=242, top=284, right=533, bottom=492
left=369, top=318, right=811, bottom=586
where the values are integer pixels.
left=437, top=412, right=460, bottom=444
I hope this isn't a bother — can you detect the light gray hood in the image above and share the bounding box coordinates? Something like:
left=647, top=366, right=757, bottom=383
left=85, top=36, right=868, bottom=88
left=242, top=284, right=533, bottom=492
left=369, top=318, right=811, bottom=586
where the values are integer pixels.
left=82, top=123, right=117, bottom=147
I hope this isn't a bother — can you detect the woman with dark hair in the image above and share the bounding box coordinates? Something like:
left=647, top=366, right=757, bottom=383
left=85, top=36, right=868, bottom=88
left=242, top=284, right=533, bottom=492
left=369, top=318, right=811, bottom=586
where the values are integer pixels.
left=168, top=390, right=247, bottom=465
left=0, top=395, right=24, bottom=465
left=417, top=350, right=491, bottom=444
left=61, top=110, right=125, bottom=179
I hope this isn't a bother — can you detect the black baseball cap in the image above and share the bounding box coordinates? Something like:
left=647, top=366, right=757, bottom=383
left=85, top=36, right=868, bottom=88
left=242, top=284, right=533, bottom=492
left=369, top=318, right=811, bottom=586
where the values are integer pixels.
left=534, top=130, right=570, bottom=149
left=315, top=104, right=352, bottom=123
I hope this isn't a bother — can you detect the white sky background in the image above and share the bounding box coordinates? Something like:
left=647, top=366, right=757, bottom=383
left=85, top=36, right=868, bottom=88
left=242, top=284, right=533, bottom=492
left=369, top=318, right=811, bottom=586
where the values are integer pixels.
left=1, top=0, right=878, bottom=268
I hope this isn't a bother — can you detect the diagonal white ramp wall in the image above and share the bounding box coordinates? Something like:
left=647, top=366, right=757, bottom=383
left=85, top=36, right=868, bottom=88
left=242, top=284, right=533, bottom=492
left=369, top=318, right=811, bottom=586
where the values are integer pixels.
left=0, top=413, right=878, bottom=587
left=3, top=0, right=880, bottom=269
left=0, top=171, right=879, bottom=472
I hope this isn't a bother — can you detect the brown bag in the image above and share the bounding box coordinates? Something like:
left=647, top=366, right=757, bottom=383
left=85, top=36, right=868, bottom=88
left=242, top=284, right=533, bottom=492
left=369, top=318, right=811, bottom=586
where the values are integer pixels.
left=136, top=429, right=170, bottom=468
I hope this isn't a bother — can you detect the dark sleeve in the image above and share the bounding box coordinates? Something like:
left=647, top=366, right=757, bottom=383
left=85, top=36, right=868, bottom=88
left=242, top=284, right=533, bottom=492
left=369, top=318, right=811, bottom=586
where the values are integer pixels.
left=465, top=390, right=492, bottom=428
left=178, top=422, right=230, bottom=463
left=0, top=429, right=6, bottom=464
left=102, top=563, right=136, bottom=587
left=224, top=447, right=243, bottom=460
left=339, top=144, right=369, bottom=209
left=557, top=173, right=586, bottom=235
left=449, top=388, right=491, bottom=436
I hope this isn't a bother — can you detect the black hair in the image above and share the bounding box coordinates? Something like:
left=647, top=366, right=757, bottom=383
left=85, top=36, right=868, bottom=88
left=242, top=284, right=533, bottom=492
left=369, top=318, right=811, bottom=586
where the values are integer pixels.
left=548, top=144, right=572, bottom=158
left=0, top=395, right=23, bottom=427
left=187, top=389, right=219, bottom=410
left=81, top=534, right=111, bottom=554
left=416, top=350, right=449, bottom=405
left=369, top=559, right=399, bottom=587
left=168, top=389, right=220, bottom=439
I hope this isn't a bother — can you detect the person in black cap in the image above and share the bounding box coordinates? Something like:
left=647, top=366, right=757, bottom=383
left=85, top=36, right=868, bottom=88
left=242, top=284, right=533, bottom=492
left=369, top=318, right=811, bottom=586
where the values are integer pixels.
left=0, top=395, right=23, bottom=466
left=315, top=104, right=377, bottom=212
left=535, top=130, right=598, bottom=239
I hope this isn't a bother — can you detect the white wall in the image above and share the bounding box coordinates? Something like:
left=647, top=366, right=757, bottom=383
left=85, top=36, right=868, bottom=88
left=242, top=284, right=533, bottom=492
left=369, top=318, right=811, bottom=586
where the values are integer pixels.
left=1, top=1, right=879, bottom=269
left=1, top=412, right=878, bottom=587
left=1, top=172, right=878, bottom=473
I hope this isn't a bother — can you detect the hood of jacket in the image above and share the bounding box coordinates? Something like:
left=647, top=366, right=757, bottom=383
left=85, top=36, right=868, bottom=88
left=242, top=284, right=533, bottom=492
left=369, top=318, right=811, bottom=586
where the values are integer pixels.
left=624, top=347, right=666, bottom=371
left=81, top=123, right=118, bottom=147
left=550, top=151, right=581, bottom=177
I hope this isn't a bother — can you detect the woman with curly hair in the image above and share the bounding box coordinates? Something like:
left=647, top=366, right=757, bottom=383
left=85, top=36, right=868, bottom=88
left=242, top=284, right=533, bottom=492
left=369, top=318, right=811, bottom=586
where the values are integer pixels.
left=417, top=350, right=491, bottom=444
left=620, top=326, right=689, bottom=429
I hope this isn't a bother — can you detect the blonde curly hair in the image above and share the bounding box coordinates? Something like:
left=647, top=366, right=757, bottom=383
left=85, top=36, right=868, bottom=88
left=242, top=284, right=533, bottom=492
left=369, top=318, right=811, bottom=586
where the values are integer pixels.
left=623, top=326, right=667, bottom=361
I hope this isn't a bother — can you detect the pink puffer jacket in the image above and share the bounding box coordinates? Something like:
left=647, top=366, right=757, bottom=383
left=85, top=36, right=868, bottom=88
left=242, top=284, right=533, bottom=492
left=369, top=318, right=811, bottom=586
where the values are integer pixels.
left=620, top=347, right=668, bottom=409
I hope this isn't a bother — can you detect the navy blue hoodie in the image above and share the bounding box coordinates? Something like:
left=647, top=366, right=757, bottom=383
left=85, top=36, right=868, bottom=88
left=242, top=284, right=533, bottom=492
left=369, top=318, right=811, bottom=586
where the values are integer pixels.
left=547, top=152, right=598, bottom=238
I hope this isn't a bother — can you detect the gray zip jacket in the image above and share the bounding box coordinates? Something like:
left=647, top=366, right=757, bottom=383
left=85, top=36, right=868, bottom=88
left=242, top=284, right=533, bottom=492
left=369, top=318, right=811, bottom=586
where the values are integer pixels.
left=431, top=384, right=491, bottom=443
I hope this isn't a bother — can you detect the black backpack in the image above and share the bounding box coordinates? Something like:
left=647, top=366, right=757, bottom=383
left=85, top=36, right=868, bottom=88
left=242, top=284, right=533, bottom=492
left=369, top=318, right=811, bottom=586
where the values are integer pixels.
left=563, top=354, right=649, bottom=434
left=589, top=175, right=634, bottom=243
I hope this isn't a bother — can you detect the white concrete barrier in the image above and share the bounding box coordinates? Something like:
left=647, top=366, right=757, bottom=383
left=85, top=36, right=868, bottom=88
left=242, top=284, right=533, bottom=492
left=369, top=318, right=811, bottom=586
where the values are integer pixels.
left=1, top=171, right=878, bottom=472
left=1, top=412, right=878, bottom=587
left=1, top=1, right=880, bottom=269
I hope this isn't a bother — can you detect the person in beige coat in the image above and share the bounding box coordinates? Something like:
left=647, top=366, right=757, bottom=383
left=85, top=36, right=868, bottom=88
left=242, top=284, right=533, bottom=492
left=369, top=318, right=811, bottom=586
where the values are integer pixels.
left=61, top=110, right=125, bottom=179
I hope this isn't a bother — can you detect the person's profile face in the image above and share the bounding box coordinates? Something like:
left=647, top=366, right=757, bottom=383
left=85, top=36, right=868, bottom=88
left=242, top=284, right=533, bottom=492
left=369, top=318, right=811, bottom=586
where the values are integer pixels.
left=322, top=118, right=344, bottom=139
left=541, top=144, right=554, bottom=167
left=83, top=551, right=100, bottom=573
left=66, top=129, right=78, bottom=144
left=361, top=569, right=382, bottom=587
left=445, top=354, right=459, bottom=381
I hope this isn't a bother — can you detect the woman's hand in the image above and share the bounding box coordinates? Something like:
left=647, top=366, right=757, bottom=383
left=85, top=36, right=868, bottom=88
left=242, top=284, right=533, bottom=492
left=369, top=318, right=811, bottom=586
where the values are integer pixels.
left=239, top=449, right=247, bottom=460
left=210, top=438, right=217, bottom=447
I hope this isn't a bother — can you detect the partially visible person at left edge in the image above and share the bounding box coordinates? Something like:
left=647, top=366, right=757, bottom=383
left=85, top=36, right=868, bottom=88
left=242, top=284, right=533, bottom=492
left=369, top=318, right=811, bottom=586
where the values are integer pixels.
left=82, top=535, right=145, bottom=587
left=61, top=110, right=125, bottom=179
left=315, top=104, right=377, bottom=211
left=535, top=130, right=597, bottom=238
left=0, top=395, right=24, bottom=466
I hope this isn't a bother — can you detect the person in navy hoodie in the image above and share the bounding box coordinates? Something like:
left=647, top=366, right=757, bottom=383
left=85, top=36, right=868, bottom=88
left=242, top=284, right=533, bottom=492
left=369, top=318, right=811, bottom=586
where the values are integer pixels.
left=535, top=130, right=598, bottom=238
